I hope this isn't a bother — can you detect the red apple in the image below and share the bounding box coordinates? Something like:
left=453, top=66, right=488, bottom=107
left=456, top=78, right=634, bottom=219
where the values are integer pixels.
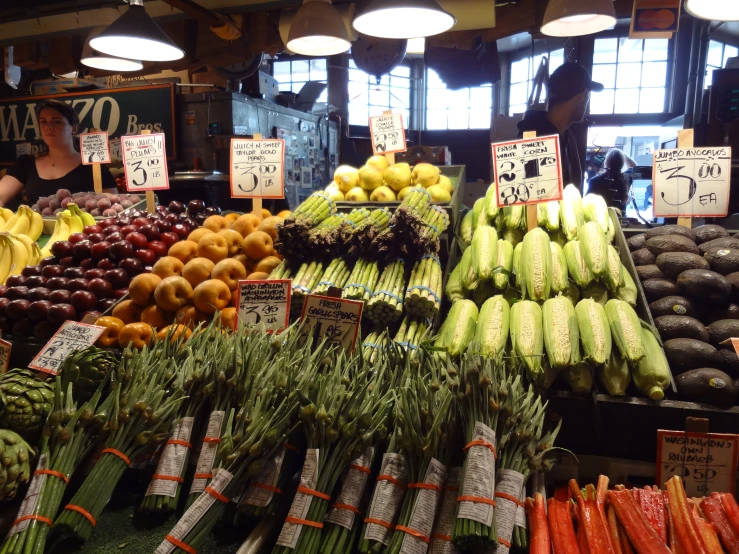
left=155, top=220, right=172, bottom=233
left=127, top=232, right=148, bottom=250
left=59, top=256, right=76, bottom=268
left=88, top=233, right=105, bottom=244
left=12, top=318, right=32, bottom=337
left=49, top=289, right=71, bottom=304
left=72, top=240, right=92, bottom=259
left=165, top=213, right=180, bottom=224
left=182, top=217, right=198, bottom=229
left=0, top=285, right=7, bottom=298
left=27, top=300, right=53, bottom=322
left=133, top=217, right=151, bottom=227
left=117, top=216, right=132, bottom=226
left=139, top=224, right=160, bottom=241
left=120, top=225, right=138, bottom=236
left=70, top=290, right=97, bottom=312
left=79, top=258, right=96, bottom=270
left=110, top=241, right=134, bottom=261
left=5, top=287, right=28, bottom=300
left=5, top=275, right=25, bottom=288
left=90, top=241, right=111, bottom=261
left=27, top=287, right=51, bottom=302
left=112, top=288, right=129, bottom=299
left=63, top=267, right=85, bottom=279
left=46, top=277, right=70, bottom=291
left=6, top=299, right=30, bottom=320
left=48, top=303, right=76, bottom=325
left=21, top=266, right=41, bottom=277
left=33, top=321, right=56, bottom=341
left=97, top=258, right=116, bottom=270
left=0, top=297, right=10, bottom=316
left=84, top=268, right=106, bottom=280
left=98, top=298, right=117, bottom=311
left=107, top=232, right=125, bottom=243
left=83, top=225, right=103, bottom=235
left=89, top=278, right=113, bottom=299
left=148, top=241, right=167, bottom=257
left=119, top=258, right=142, bottom=277
left=104, top=268, right=129, bottom=289
left=135, top=249, right=156, bottom=265
left=50, top=241, right=73, bottom=258
left=67, top=278, right=89, bottom=292
left=68, top=233, right=88, bottom=244
left=25, top=276, right=47, bottom=289
left=148, top=212, right=162, bottom=221
left=171, top=224, right=189, bottom=240
left=156, top=205, right=167, bottom=214
left=143, top=265, right=153, bottom=273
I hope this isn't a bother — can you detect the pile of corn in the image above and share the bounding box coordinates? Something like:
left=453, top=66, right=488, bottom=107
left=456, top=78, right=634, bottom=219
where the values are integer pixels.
left=438, top=185, right=671, bottom=400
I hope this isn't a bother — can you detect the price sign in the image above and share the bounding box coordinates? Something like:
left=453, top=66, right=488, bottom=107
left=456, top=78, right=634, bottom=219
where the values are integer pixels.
left=369, top=113, right=406, bottom=155
left=0, top=339, right=10, bottom=373
left=236, top=279, right=291, bottom=333
left=121, top=132, right=169, bottom=191
left=299, top=294, right=363, bottom=353
left=492, top=135, right=564, bottom=208
left=230, top=139, right=285, bottom=199
left=29, top=321, right=105, bottom=375
left=79, top=132, right=111, bottom=164
left=653, top=147, right=732, bottom=217
left=656, top=430, right=739, bottom=496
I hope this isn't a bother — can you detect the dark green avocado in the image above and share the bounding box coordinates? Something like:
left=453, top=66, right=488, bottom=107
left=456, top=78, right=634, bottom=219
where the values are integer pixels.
left=663, top=338, right=718, bottom=375
left=632, top=248, right=656, bottom=266
left=704, top=247, right=739, bottom=275
left=644, top=224, right=695, bottom=242
left=642, top=279, right=680, bottom=302
left=656, top=252, right=710, bottom=279
left=693, top=224, right=728, bottom=245
left=649, top=296, right=699, bottom=318
left=655, top=315, right=709, bottom=342
left=627, top=233, right=646, bottom=251
left=677, top=269, right=732, bottom=304
left=676, top=368, right=737, bottom=407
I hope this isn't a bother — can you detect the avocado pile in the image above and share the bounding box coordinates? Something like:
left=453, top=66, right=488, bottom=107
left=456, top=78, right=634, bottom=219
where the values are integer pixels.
left=629, top=223, right=739, bottom=408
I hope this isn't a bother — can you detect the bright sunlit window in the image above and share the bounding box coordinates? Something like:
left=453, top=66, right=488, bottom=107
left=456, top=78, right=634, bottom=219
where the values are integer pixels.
left=348, top=60, right=411, bottom=126
left=590, top=38, right=669, bottom=115
left=705, top=40, right=739, bottom=89
left=426, top=68, right=492, bottom=130
left=508, top=49, right=565, bottom=116
left=273, top=59, right=329, bottom=103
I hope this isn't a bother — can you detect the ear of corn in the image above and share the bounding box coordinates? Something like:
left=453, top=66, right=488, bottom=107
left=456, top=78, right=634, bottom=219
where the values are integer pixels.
left=633, top=326, right=671, bottom=401
left=521, top=228, right=552, bottom=301
left=471, top=226, right=498, bottom=282
left=564, top=240, right=593, bottom=287
left=550, top=242, right=569, bottom=293
left=475, top=295, right=510, bottom=358
left=582, top=281, right=609, bottom=306
left=476, top=198, right=489, bottom=230
left=542, top=296, right=579, bottom=370
left=435, top=299, right=479, bottom=358
left=493, top=239, right=514, bottom=290
left=483, top=183, right=500, bottom=221
left=604, top=245, right=624, bottom=291
left=563, top=362, right=593, bottom=393
left=578, top=221, right=608, bottom=278
left=513, top=241, right=523, bottom=287
left=606, top=214, right=616, bottom=243
left=597, top=349, right=631, bottom=396
left=502, top=227, right=524, bottom=247
left=511, top=300, right=544, bottom=383
left=560, top=184, right=585, bottom=240
left=472, top=198, right=484, bottom=229
left=616, top=264, right=638, bottom=306
left=537, top=200, right=560, bottom=231
left=583, top=193, right=610, bottom=234
left=605, top=299, right=644, bottom=365
left=503, top=205, right=524, bottom=230
left=446, top=262, right=465, bottom=302
left=460, top=246, right=479, bottom=292
left=575, top=298, right=612, bottom=366
left=459, top=211, right=474, bottom=246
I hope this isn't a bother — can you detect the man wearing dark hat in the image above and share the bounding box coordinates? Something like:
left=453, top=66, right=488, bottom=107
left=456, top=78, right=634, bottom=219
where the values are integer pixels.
left=517, top=62, right=603, bottom=191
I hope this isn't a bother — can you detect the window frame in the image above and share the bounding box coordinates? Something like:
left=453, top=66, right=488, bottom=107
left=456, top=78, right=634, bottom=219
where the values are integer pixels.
left=271, top=56, right=329, bottom=103
left=705, top=39, right=739, bottom=89
left=506, top=45, right=567, bottom=116
left=423, top=65, right=495, bottom=131
left=346, top=59, right=414, bottom=130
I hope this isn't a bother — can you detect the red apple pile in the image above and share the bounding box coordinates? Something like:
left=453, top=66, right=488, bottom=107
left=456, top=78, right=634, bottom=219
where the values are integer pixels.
left=0, top=207, right=205, bottom=342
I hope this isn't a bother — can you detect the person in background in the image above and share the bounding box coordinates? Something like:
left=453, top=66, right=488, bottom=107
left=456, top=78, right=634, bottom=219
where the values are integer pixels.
left=0, top=100, right=116, bottom=208
left=517, top=62, right=603, bottom=190
left=587, top=148, right=637, bottom=211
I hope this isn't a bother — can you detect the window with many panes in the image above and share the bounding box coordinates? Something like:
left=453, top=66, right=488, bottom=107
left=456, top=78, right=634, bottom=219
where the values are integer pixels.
left=426, top=68, right=492, bottom=130
left=590, top=37, right=669, bottom=115
left=348, top=60, right=411, bottom=127
left=508, top=49, right=565, bottom=115
left=706, top=40, right=739, bottom=89
left=273, top=59, right=328, bottom=103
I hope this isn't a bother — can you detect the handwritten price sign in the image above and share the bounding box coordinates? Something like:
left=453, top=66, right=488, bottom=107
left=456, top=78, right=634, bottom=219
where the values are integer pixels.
left=299, top=295, right=363, bottom=353
left=29, top=321, right=105, bottom=375
left=79, top=132, right=111, bottom=164
left=656, top=430, right=739, bottom=496
left=121, top=133, right=169, bottom=191
left=653, top=147, right=732, bottom=217
left=369, top=113, right=406, bottom=155
left=230, top=139, right=285, bottom=199
left=237, top=279, right=291, bottom=333
left=492, top=135, right=563, bottom=208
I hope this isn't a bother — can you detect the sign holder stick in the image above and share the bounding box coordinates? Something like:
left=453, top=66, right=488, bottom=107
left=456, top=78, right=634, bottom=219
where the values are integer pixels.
left=251, top=133, right=263, bottom=217
left=522, top=131, right=539, bottom=231
left=382, top=110, right=396, bottom=166
left=676, top=129, right=694, bottom=230
left=89, top=127, right=102, bottom=194
left=139, top=129, right=156, bottom=214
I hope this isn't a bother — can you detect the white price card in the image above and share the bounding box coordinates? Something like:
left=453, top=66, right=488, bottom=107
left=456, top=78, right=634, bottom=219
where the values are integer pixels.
left=492, top=135, right=564, bottom=208
left=121, top=132, right=169, bottom=191
left=656, top=430, right=739, bottom=496
left=653, top=146, right=732, bottom=217
left=369, top=113, right=407, bottom=155
left=29, top=321, right=105, bottom=375
left=79, top=132, right=111, bottom=164
left=236, top=279, right=291, bottom=333
left=230, top=138, right=285, bottom=199
left=0, top=339, right=11, bottom=373
left=299, top=294, right=363, bottom=353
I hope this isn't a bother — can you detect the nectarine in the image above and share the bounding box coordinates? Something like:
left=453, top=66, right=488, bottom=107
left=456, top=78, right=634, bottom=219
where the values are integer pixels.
left=182, top=257, right=215, bottom=288
left=112, top=300, right=144, bottom=324
left=193, top=279, right=231, bottom=314
left=129, top=273, right=163, bottom=306
left=156, top=324, right=192, bottom=343
left=188, top=227, right=214, bottom=243
left=152, top=256, right=185, bottom=279
left=168, top=241, right=199, bottom=264
left=118, top=322, right=154, bottom=349
left=247, top=271, right=270, bottom=280
left=141, top=304, right=174, bottom=329
left=232, top=214, right=261, bottom=238
left=242, top=231, right=273, bottom=261
left=220, top=307, right=237, bottom=330
left=257, top=216, right=283, bottom=242
left=197, top=233, right=229, bottom=263
left=217, top=229, right=243, bottom=257
left=203, top=215, right=230, bottom=233
left=254, top=256, right=281, bottom=275
left=175, top=305, right=207, bottom=327
left=154, top=276, right=194, bottom=312
left=212, top=258, right=247, bottom=291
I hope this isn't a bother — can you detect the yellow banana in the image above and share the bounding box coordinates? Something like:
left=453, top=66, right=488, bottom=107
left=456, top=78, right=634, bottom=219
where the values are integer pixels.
left=9, top=207, right=30, bottom=236
left=0, top=237, right=12, bottom=285
left=29, top=243, right=42, bottom=266
left=39, top=213, right=67, bottom=259
left=58, top=212, right=72, bottom=241
left=2, top=211, right=19, bottom=232
left=6, top=235, right=29, bottom=279
left=0, top=208, right=13, bottom=223
left=27, top=208, right=43, bottom=241
left=10, top=233, right=33, bottom=260
left=72, top=204, right=96, bottom=227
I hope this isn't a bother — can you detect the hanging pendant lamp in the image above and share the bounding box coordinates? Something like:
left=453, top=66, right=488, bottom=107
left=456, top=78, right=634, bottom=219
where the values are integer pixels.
left=541, top=0, right=616, bottom=37
left=287, top=0, right=351, bottom=56
left=90, top=0, right=184, bottom=62
left=81, top=27, right=143, bottom=72
left=352, top=0, right=455, bottom=39
left=685, top=0, right=739, bottom=21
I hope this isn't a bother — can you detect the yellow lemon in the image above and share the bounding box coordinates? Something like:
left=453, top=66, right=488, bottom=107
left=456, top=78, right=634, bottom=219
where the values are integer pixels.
left=366, top=155, right=390, bottom=172
left=397, top=186, right=413, bottom=201
left=333, top=165, right=359, bottom=193
left=427, top=185, right=452, bottom=203
left=370, top=186, right=397, bottom=202
left=345, top=187, right=370, bottom=202
left=358, top=165, right=384, bottom=191
left=438, top=175, right=454, bottom=194
left=324, top=184, right=345, bottom=201
left=411, top=163, right=440, bottom=188
left=383, top=163, right=412, bottom=192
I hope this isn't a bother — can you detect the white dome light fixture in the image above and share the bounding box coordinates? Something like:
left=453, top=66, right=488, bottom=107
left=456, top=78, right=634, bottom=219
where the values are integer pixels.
left=287, top=0, right=351, bottom=56
left=685, top=0, right=739, bottom=21
left=541, top=0, right=616, bottom=37
left=353, top=0, right=455, bottom=39
left=81, top=27, right=143, bottom=72
left=90, top=0, right=184, bottom=62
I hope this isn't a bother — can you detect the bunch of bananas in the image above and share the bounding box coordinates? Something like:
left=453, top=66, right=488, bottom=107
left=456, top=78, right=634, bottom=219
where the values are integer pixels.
left=0, top=233, right=43, bottom=284
left=0, top=206, right=43, bottom=241
left=39, top=203, right=92, bottom=259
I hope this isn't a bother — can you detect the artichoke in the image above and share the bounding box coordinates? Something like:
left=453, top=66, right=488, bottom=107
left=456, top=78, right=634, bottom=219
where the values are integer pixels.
left=0, top=369, right=53, bottom=437
left=59, top=346, right=119, bottom=403
left=0, top=429, right=34, bottom=501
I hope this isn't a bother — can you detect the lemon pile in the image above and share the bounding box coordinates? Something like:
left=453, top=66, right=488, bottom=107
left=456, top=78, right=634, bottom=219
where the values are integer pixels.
left=326, top=156, right=454, bottom=203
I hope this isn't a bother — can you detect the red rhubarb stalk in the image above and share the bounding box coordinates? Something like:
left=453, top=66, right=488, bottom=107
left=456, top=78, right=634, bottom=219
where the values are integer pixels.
left=597, top=475, right=619, bottom=553
left=721, top=493, right=739, bottom=537
left=607, top=505, right=635, bottom=554
left=701, top=493, right=739, bottom=553
left=665, top=476, right=708, bottom=554
left=606, top=489, right=670, bottom=554
left=526, top=493, right=551, bottom=554
left=638, top=486, right=667, bottom=544
left=548, top=498, right=581, bottom=554
left=571, top=480, right=616, bottom=554
left=665, top=490, right=685, bottom=554
left=691, top=501, right=723, bottom=554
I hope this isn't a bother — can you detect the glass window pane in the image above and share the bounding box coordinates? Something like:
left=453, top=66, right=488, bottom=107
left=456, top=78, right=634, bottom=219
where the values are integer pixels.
left=427, top=88, right=449, bottom=109
left=391, top=76, right=410, bottom=89
left=470, top=86, right=492, bottom=108
left=391, top=65, right=410, bottom=77
left=510, top=58, right=530, bottom=83
left=641, top=61, right=667, bottom=87
left=639, top=87, right=665, bottom=113
left=549, top=49, right=565, bottom=71
left=509, top=103, right=527, bottom=116
left=616, top=63, right=641, bottom=88
left=273, top=61, right=291, bottom=75
left=291, top=60, right=309, bottom=81
left=368, top=105, right=389, bottom=119
left=349, top=68, right=368, bottom=82
left=643, top=39, right=669, bottom=61
left=348, top=81, right=366, bottom=100
left=470, top=108, right=491, bottom=129
left=311, top=69, right=327, bottom=81
left=509, top=82, right=529, bottom=105
left=725, top=45, right=738, bottom=66
left=592, top=63, right=616, bottom=89
left=274, top=73, right=292, bottom=84
left=619, top=38, right=643, bottom=62
left=348, top=104, right=367, bottom=126
left=594, top=38, right=618, bottom=63
left=399, top=110, right=409, bottom=127
left=291, top=82, right=305, bottom=93
left=427, top=68, right=446, bottom=89
left=426, top=109, right=447, bottom=130
left=390, top=90, right=408, bottom=109
left=448, top=88, right=471, bottom=104
left=318, top=89, right=328, bottom=103
left=448, top=110, right=469, bottom=129
left=705, top=66, right=716, bottom=89
left=590, top=88, right=615, bottom=114
left=615, top=88, right=640, bottom=113
left=369, top=88, right=388, bottom=106
left=707, top=41, right=724, bottom=68
left=310, top=59, right=326, bottom=71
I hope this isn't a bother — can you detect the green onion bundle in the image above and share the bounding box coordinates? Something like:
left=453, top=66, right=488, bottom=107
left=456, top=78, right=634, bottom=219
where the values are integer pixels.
left=291, top=261, right=325, bottom=317
left=429, top=466, right=462, bottom=554
left=404, top=255, right=442, bottom=319
left=392, top=315, right=431, bottom=353
left=276, top=192, right=336, bottom=260
left=313, top=258, right=351, bottom=296
left=342, top=259, right=380, bottom=303
left=366, top=259, right=406, bottom=325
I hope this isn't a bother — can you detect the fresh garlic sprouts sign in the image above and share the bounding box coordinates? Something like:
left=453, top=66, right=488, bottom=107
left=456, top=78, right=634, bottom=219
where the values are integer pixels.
left=299, top=295, right=363, bottom=352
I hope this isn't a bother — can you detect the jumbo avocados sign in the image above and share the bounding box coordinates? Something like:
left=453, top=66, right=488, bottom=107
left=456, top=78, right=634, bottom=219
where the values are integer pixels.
left=0, top=83, right=176, bottom=164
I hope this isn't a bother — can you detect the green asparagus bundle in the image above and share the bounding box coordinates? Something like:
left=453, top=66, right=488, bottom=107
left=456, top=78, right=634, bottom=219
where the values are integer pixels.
left=404, top=255, right=442, bottom=318
left=313, top=258, right=352, bottom=296
left=362, top=330, right=389, bottom=365
left=308, top=214, right=349, bottom=258
left=343, top=259, right=380, bottom=303
left=366, top=259, right=406, bottom=325
left=423, top=205, right=450, bottom=236
left=269, top=260, right=294, bottom=280
left=51, top=341, right=187, bottom=544
left=276, top=192, right=337, bottom=261
left=291, top=261, right=325, bottom=317
left=392, top=315, right=431, bottom=352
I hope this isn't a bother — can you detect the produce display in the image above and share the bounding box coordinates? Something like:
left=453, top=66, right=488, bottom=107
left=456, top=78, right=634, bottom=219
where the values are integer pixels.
left=629, top=223, right=739, bottom=407
left=327, top=156, right=454, bottom=203
left=31, top=190, right=143, bottom=217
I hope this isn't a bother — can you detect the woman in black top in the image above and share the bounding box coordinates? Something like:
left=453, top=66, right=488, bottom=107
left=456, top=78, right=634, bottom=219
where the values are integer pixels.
left=0, top=101, right=116, bottom=209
